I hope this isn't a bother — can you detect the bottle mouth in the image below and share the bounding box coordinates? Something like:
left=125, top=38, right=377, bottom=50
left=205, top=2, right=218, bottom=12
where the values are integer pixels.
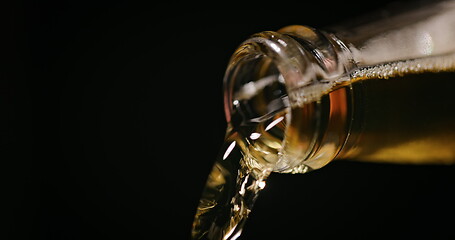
left=223, top=30, right=310, bottom=124
left=223, top=26, right=354, bottom=173
left=223, top=30, right=308, bottom=172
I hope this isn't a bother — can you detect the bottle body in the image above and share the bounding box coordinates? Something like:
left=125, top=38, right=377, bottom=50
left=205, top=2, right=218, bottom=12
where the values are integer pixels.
left=287, top=64, right=455, bottom=168
left=339, top=70, right=455, bottom=164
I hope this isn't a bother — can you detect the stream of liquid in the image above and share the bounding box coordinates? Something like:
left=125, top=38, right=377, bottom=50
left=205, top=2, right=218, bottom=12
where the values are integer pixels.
left=191, top=110, right=287, bottom=240
left=191, top=54, right=455, bottom=240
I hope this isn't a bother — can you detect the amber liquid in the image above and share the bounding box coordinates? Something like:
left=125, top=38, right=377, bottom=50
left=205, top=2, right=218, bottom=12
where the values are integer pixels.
left=191, top=112, right=286, bottom=240
left=341, top=70, right=455, bottom=164
left=192, top=55, right=455, bottom=239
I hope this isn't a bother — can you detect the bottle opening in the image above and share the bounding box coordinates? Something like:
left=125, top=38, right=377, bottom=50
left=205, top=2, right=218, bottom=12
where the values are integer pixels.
left=223, top=27, right=354, bottom=173
left=226, top=54, right=287, bottom=126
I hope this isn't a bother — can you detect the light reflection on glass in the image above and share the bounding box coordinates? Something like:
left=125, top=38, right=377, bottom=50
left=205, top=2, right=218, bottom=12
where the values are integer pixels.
left=265, top=116, right=284, bottom=131
left=223, top=141, right=237, bottom=160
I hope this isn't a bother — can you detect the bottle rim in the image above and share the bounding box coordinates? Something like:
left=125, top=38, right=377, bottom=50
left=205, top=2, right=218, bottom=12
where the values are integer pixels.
left=222, top=26, right=354, bottom=172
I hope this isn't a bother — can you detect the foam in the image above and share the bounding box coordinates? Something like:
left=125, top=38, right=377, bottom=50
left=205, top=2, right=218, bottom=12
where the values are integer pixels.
left=350, top=53, right=455, bottom=81
left=289, top=53, right=455, bottom=108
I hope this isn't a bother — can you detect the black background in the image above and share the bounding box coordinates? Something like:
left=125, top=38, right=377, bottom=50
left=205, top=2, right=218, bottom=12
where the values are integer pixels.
left=3, top=0, right=455, bottom=239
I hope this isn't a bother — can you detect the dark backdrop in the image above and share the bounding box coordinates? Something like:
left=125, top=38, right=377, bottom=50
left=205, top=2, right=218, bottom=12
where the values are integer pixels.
left=3, top=0, right=454, bottom=239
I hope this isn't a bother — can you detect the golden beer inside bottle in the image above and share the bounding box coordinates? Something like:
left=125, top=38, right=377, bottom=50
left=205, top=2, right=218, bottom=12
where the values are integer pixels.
left=283, top=55, right=455, bottom=175
left=340, top=69, right=455, bottom=164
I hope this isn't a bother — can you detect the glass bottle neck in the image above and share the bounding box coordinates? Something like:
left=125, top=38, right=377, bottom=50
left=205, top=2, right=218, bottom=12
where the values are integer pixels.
left=223, top=0, right=455, bottom=173
left=223, top=26, right=354, bottom=173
